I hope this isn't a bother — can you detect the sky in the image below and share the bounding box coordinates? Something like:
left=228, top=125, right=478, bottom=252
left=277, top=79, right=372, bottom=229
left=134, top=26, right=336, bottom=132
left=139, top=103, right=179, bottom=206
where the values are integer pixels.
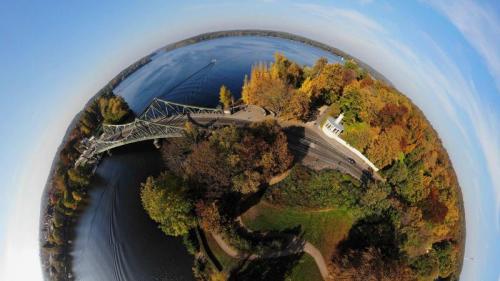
left=0, top=0, right=499, bottom=280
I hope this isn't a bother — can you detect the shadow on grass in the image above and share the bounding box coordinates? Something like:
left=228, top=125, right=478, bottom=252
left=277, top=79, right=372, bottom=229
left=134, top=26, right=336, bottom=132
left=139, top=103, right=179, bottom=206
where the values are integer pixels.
left=230, top=252, right=304, bottom=281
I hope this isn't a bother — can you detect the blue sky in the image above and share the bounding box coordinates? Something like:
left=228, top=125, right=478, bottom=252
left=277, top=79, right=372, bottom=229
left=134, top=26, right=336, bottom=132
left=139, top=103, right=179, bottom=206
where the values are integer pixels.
left=0, top=1, right=499, bottom=280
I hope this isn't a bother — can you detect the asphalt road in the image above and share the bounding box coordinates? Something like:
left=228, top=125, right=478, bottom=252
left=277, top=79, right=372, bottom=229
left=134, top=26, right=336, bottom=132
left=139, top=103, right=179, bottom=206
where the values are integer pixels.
left=284, top=126, right=369, bottom=180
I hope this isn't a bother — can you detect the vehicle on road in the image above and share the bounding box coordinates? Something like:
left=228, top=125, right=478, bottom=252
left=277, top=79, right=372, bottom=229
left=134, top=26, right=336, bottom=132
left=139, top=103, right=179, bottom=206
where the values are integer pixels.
left=347, top=158, right=356, bottom=165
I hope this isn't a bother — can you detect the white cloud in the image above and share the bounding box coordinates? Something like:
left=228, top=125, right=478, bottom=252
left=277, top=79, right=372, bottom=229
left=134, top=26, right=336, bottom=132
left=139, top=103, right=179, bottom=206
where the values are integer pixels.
left=426, top=0, right=500, bottom=93
left=294, top=3, right=385, bottom=33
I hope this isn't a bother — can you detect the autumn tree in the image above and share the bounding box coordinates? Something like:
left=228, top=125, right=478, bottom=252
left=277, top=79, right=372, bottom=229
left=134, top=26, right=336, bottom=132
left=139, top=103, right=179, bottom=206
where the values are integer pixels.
left=195, top=201, right=224, bottom=234
left=140, top=172, right=196, bottom=236
left=367, top=125, right=405, bottom=168
left=79, top=99, right=101, bottom=136
left=331, top=247, right=415, bottom=281
left=300, top=63, right=344, bottom=104
left=98, top=95, right=131, bottom=124
left=282, top=89, right=310, bottom=121
left=67, top=166, right=90, bottom=188
left=219, top=85, right=233, bottom=109
left=184, top=121, right=201, bottom=143
left=242, top=57, right=309, bottom=120
left=242, top=63, right=289, bottom=114
left=183, top=122, right=292, bottom=196
left=376, top=103, right=409, bottom=128
left=271, top=52, right=303, bottom=87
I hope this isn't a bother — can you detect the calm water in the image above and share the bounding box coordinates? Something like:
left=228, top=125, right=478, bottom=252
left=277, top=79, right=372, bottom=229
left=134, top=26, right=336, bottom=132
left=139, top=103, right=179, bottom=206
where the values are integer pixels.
left=71, top=36, right=342, bottom=281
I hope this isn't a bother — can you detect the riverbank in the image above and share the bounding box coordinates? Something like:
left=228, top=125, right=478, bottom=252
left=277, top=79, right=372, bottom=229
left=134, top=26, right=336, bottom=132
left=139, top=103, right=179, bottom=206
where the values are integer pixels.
left=39, top=55, right=152, bottom=280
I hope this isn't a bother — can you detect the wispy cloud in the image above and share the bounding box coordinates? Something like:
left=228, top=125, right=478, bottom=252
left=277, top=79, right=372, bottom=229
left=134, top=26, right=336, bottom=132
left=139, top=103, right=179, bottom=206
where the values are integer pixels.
left=426, top=0, right=500, bottom=93
left=294, top=3, right=385, bottom=33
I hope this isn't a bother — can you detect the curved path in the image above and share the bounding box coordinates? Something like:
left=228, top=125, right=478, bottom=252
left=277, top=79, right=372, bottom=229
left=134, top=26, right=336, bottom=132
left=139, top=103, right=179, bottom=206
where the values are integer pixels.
left=210, top=219, right=331, bottom=281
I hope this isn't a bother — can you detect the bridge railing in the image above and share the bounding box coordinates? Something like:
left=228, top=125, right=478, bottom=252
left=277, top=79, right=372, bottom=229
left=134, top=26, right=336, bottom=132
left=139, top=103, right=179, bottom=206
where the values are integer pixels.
left=76, top=98, right=224, bottom=166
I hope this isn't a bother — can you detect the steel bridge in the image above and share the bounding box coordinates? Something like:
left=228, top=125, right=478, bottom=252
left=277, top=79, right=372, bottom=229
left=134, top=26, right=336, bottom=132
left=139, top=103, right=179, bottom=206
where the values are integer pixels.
left=75, top=98, right=224, bottom=166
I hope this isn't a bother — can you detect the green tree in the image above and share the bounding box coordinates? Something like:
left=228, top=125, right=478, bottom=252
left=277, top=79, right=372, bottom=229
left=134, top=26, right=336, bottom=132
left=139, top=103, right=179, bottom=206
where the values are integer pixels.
left=395, top=164, right=428, bottom=204
left=342, top=122, right=374, bottom=152
left=433, top=241, right=456, bottom=278
left=219, top=85, right=233, bottom=109
left=141, top=172, right=196, bottom=236
left=410, top=253, right=439, bottom=280
left=385, top=160, right=409, bottom=186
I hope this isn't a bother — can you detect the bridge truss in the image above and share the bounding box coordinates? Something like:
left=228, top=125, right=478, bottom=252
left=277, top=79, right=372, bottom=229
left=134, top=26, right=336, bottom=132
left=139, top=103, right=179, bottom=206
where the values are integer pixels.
left=75, top=98, right=223, bottom=166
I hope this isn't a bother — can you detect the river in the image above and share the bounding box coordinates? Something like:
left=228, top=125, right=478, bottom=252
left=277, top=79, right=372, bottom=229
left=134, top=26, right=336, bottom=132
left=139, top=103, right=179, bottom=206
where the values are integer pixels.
left=70, top=35, right=342, bottom=281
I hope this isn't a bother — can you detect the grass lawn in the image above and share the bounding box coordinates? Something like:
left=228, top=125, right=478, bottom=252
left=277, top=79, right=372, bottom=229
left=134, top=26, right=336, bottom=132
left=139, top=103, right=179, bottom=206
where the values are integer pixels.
left=205, top=232, right=240, bottom=272
left=242, top=201, right=355, bottom=258
left=285, top=255, right=323, bottom=281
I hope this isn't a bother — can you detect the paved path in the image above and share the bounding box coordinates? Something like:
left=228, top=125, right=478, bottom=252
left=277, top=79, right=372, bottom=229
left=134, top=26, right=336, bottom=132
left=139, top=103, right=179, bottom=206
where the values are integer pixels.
left=210, top=218, right=331, bottom=281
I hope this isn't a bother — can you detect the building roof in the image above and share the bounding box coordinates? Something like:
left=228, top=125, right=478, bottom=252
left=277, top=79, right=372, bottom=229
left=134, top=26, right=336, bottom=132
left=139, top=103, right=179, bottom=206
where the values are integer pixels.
left=326, top=116, right=344, bottom=131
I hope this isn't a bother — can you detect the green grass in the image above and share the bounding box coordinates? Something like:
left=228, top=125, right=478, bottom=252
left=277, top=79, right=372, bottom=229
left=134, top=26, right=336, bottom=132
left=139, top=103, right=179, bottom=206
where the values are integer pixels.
left=205, top=232, right=240, bottom=271
left=242, top=201, right=355, bottom=258
left=286, top=255, right=323, bottom=281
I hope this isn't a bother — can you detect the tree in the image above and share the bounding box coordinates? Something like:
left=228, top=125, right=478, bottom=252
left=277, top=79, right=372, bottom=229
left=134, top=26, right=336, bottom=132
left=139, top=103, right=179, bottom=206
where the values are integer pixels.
left=433, top=241, right=456, bottom=278
left=360, top=182, right=391, bottom=214
left=219, top=85, right=233, bottom=109
left=420, top=188, right=448, bottom=224
left=232, top=170, right=262, bottom=194
left=385, top=160, right=409, bottom=187
left=184, top=121, right=201, bottom=143
left=281, top=90, right=310, bottom=121
left=331, top=247, right=415, bottom=281
left=184, top=141, right=233, bottom=192
left=311, top=57, right=328, bottom=77
left=98, top=95, right=130, bottom=124
left=308, top=63, right=344, bottom=103
left=410, top=253, right=439, bottom=280
left=367, top=126, right=405, bottom=169
left=396, top=164, right=428, bottom=204
left=241, top=63, right=291, bottom=115
left=195, top=201, right=224, bottom=233
left=270, top=52, right=303, bottom=86
left=140, top=172, right=196, bottom=236
left=342, top=122, right=375, bottom=152
left=376, top=103, right=409, bottom=128
left=67, top=167, right=90, bottom=188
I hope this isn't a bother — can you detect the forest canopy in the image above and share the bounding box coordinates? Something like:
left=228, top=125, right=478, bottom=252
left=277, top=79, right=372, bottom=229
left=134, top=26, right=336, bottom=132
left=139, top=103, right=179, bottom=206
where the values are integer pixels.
left=238, top=53, right=463, bottom=280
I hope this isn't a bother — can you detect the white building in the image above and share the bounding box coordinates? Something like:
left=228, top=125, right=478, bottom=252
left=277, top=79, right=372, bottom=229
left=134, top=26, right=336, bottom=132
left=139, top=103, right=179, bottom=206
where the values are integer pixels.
left=322, top=113, right=344, bottom=138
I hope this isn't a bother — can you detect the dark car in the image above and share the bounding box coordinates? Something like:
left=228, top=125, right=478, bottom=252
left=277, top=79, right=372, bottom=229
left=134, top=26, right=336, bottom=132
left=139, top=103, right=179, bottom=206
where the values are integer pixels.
left=347, top=158, right=356, bottom=165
